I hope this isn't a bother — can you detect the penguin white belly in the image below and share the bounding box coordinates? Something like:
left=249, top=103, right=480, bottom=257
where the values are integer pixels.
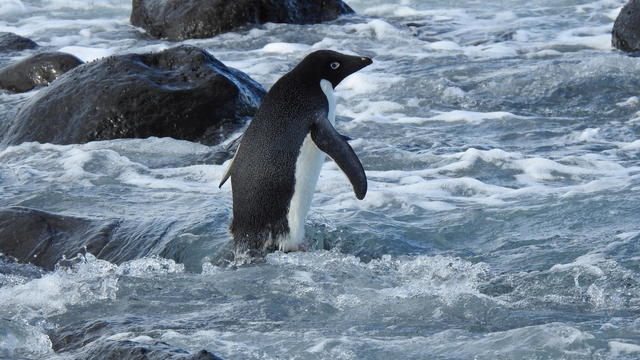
left=277, top=79, right=335, bottom=252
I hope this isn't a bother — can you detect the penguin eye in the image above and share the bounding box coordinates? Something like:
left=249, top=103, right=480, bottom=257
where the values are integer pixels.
left=330, top=61, right=340, bottom=70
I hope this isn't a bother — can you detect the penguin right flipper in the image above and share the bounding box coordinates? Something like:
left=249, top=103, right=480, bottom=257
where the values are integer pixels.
left=311, top=117, right=367, bottom=200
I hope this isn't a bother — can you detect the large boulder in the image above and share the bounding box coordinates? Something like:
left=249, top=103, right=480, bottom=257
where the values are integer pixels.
left=613, top=0, right=640, bottom=52
left=0, top=207, right=172, bottom=271
left=0, top=32, right=38, bottom=52
left=131, top=0, right=355, bottom=41
left=2, top=45, right=265, bottom=146
left=0, top=52, right=83, bottom=93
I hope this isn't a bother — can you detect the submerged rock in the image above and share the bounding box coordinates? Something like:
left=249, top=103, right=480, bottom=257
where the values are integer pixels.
left=3, top=45, right=265, bottom=146
left=0, top=207, right=114, bottom=271
left=0, top=32, right=38, bottom=52
left=49, top=318, right=226, bottom=359
left=65, top=339, right=224, bottom=360
left=0, top=207, right=172, bottom=271
left=613, top=0, right=640, bottom=52
left=0, top=52, right=83, bottom=93
left=131, top=0, right=355, bottom=41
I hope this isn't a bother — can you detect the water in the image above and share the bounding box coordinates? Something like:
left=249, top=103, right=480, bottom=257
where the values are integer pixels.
left=1, top=0, right=640, bottom=359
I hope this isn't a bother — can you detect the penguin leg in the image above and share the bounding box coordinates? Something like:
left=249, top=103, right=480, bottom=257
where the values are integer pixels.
left=310, top=116, right=367, bottom=200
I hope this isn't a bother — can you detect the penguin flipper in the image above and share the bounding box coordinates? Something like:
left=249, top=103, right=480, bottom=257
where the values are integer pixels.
left=219, top=148, right=238, bottom=188
left=219, top=162, right=233, bottom=188
left=219, top=136, right=243, bottom=188
left=311, top=117, right=367, bottom=200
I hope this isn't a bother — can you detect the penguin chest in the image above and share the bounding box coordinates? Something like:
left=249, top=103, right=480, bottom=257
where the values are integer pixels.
left=277, top=79, right=336, bottom=252
left=279, top=136, right=325, bottom=251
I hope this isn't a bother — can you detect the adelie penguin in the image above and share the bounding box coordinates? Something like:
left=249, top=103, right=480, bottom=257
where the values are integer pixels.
left=219, top=50, right=372, bottom=255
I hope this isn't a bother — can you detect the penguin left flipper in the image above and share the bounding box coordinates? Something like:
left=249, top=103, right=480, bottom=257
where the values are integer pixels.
left=311, top=116, right=367, bottom=200
left=218, top=146, right=238, bottom=188
left=218, top=160, right=233, bottom=188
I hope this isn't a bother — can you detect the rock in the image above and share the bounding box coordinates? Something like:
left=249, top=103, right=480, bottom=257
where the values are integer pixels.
left=3, top=45, right=265, bottom=146
left=131, top=0, right=354, bottom=41
left=0, top=207, right=172, bottom=271
left=69, top=339, right=225, bottom=360
left=49, top=318, right=226, bottom=359
left=50, top=320, right=225, bottom=359
left=0, top=52, right=83, bottom=93
left=0, top=207, right=114, bottom=270
left=0, top=32, right=38, bottom=52
left=613, top=0, right=640, bottom=52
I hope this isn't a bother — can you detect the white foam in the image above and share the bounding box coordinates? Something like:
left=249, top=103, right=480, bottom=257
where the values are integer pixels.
left=442, top=86, right=465, bottom=99
left=549, top=253, right=605, bottom=276
left=362, top=5, right=466, bottom=20
left=464, top=43, right=519, bottom=58
left=0, top=139, right=228, bottom=194
left=345, top=19, right=402, bottom=41
left=0, top=254, right=118, bottom=321
left=620, top=140, right=640, bottom=150
left=427, top=110, right=527, bottom=125
left=41, top=0, right=130, bottom=10
left=427, top=40, right=462, bottom=51
left=337, top=72, right=403, bottom=95
left=526, top=49, right=563, bottom=58
left=261, top=42, right=310, bottom=54
left=567, top=127, right=600, bottom=142
left=609, top=341, right=640, bottom=356
left=616, top=96, right=640, bottom=107
left=265, top=250, right=489, bottom=307
left=118, top=257, right=185, bottom=277
left=0, top=0, right=27, bottom=15
left=555, top=25, right=612, bottom=50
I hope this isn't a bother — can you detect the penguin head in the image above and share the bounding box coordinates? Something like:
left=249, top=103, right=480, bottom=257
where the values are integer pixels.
left=294, top=50, right=373, bottom=88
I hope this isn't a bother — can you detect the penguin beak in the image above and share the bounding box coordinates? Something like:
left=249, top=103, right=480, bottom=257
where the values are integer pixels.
left=349, top=56, right=372, bottom=74
left=337, top=54, right=373, bottom=86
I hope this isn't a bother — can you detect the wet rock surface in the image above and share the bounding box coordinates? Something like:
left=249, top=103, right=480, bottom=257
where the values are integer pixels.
left=0, top=207, right=173, bottom=271
left=130, top=0, right=355, bottom=41
left=613, top=0, right=640, bottom=52
left=0, top=32, right=38, bottom=52
left=58, top=338, right=225, bottom=360
left=2, top=45, right=265, bottom=146
left=0, top=52, right=83, bottom=93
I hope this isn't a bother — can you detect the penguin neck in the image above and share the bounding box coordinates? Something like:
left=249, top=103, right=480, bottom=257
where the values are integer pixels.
left=320, top=79, right=336, bottom=125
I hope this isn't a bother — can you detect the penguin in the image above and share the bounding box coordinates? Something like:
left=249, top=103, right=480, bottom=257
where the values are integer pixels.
left=219, top=50, right=372, bottom=255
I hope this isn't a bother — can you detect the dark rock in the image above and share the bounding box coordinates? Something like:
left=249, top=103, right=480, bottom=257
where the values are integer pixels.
left=0, top=207, right=114, bottom=270
left=75, top=339, right=225, bottom=360
left=131, top=0, right=355, bottom=41
left=0, top=32, right=38, bottom=52
left=50, top=320, right=111, bottom=353
left=3, top=45, right=265, bottom=146
left=0, top=207, right=172, bottom=271
left=49, top=317, right=226, bottom=359
left=0, top=52, right=83, bottom=93
left=613, top=0, right=640, bottom=52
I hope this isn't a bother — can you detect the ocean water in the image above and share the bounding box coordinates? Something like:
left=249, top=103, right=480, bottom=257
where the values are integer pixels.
left=1, top=0, right=640, bottom=359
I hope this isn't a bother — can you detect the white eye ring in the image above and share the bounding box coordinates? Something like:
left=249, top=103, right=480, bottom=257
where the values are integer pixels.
left=330, top=61, right=340, bottom=70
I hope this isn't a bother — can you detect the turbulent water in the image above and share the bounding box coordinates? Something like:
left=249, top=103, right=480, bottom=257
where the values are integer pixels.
left=1, top=0, right=640, bottom=359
